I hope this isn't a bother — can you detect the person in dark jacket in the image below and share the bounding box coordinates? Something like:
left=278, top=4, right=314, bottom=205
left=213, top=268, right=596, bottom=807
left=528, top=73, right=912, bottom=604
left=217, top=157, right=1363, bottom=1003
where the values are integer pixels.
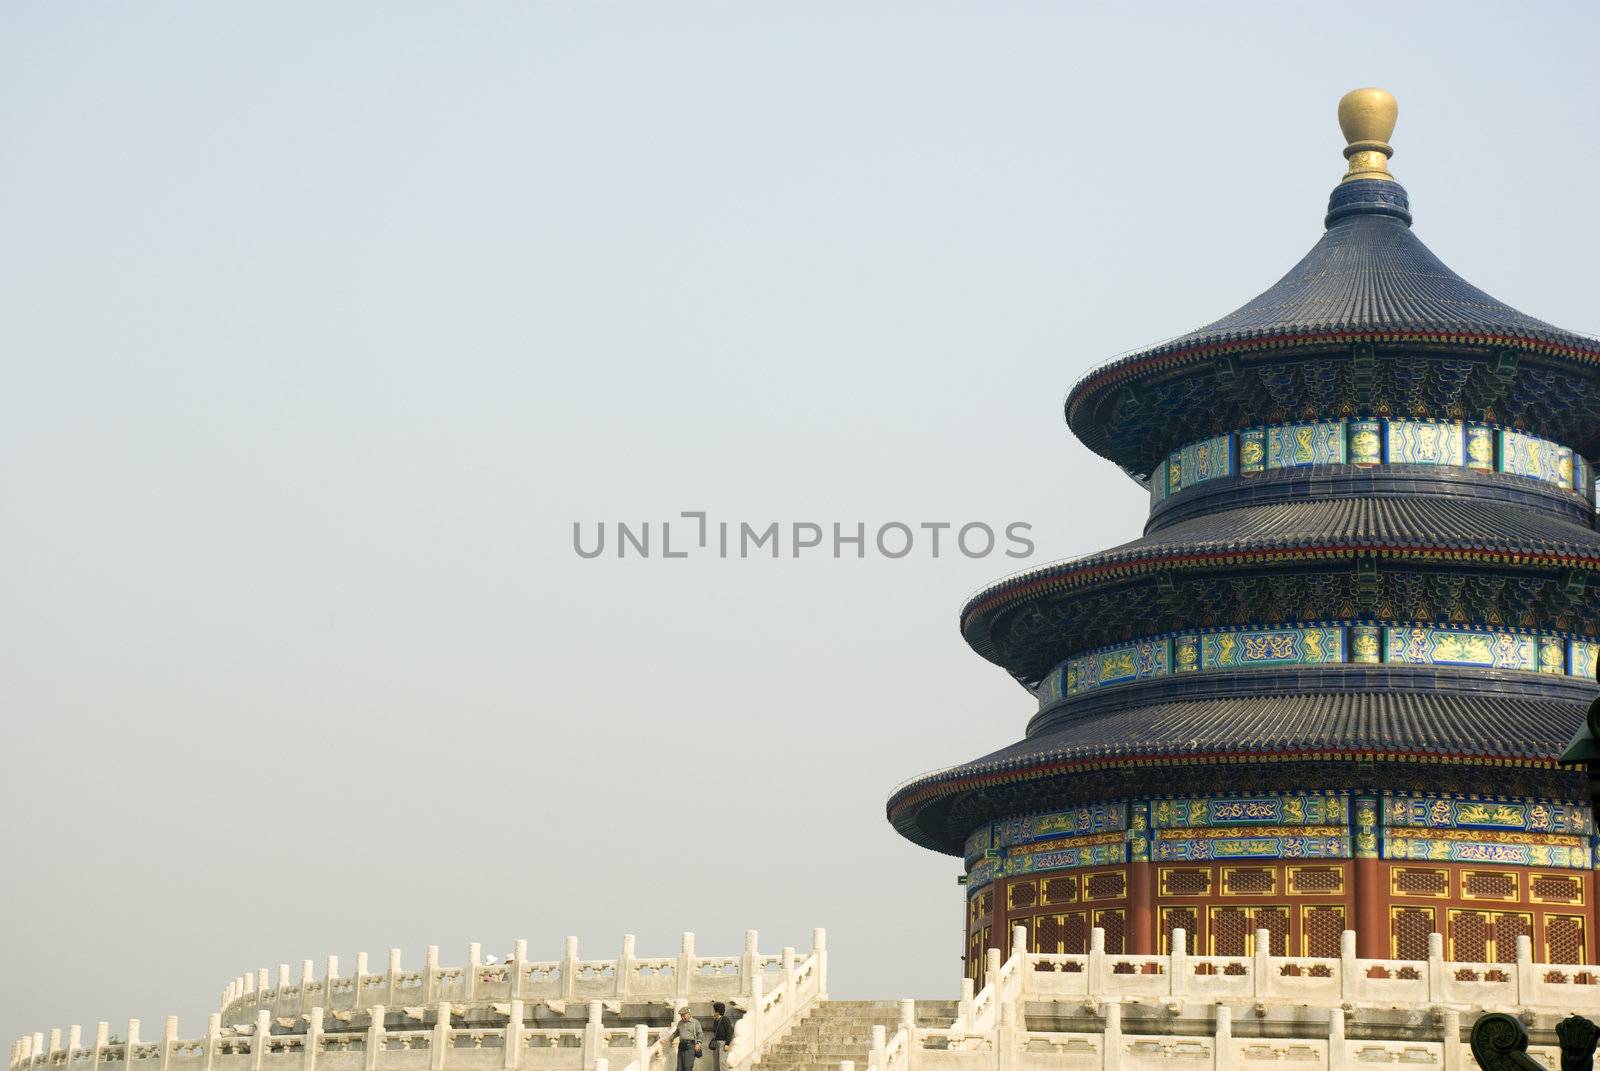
left=709, top=1003, right=735, bottom=1071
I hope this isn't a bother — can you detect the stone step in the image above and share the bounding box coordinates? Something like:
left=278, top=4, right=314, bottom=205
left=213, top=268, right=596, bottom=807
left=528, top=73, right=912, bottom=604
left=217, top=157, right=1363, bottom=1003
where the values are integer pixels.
left=783, top=1020, right=953, bottom=1036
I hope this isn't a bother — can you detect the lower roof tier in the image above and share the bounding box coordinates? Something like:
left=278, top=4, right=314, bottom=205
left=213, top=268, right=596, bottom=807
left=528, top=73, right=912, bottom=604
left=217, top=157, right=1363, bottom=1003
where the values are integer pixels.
left=886, top=672, right=1596, bottom=854
left=964, top=493, right=1600, bottom=685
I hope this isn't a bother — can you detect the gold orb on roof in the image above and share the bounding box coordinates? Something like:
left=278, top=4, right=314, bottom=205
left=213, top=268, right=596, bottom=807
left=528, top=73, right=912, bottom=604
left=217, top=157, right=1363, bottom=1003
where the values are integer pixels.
left=1337, top=87, right=1397, bottom=183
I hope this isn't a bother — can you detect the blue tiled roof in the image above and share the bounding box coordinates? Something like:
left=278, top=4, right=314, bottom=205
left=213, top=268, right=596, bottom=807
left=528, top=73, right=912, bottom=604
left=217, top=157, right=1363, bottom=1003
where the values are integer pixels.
left=887, top=679, right=1593, bottom=854
left=1088, top=180, right=1600, bottom=375
left=961, top=495, right=1600, bottom=671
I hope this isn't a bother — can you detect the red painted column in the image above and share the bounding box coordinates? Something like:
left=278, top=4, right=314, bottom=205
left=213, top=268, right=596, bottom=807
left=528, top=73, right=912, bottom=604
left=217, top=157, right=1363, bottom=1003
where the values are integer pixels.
left=994, top=875, right=1011, bottom=958
left=1352, top=795, right=1387, bottom=958
left=1129, top=864, right=1155, bottom=954
left=1128, top=802, right=1156, bottom=955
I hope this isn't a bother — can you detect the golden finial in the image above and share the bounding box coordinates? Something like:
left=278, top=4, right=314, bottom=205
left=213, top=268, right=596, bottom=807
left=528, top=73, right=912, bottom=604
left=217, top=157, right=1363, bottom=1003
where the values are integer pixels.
left=1337, top=87, right=1397, bottom=183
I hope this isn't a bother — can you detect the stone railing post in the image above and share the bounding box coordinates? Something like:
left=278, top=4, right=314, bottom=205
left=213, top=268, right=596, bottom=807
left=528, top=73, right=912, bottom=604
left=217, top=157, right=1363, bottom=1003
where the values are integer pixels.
left=125, top=1020, right=141, bottom=1071
left=985, top=948, right=1002, bottom=1004
left=354, top=954, right=369, bottom=1008
left=325, top=958, right=339, bottom=1011
left=899, top=1001, right=916, bottom=1071
left=258, top=970, right=270, bottom=1002
left=93, top=1023, right=109, bottom=1071
left=997, top=1000, right=1019, bottom=1071
left=676, top=934, right=696, bottom=1003
left=1328, top=1008, right=1346, bottom=1071
left=204, top=1015, right=221, bottom=1071
left=1442, top=1008, right=1462, bottom=1071
left=1170, top=929, right=1188, bottom=1000
left=1088, top=928, right=1106, bottom=1001
left=302, top=962, right=316, bottom=1014
left=868, top=1027, right=886, bottom=1071
left=617, top=937, right=635, bottom=1001
left=280, top=964, right=292, bottom=1009
left=387, top=951, right=402, bottom=1008
left=746, top=973, right=766, bottom=1058
left=957, top=980, right=974, bottom=1028
left=503, top=1001, right=524, bottom=1071
left=812, top=930, right=828, bottom=1000
left=741, top=931, right=759, bottom=999
left=49, top=1030, right=61, bottom=1063
left=429, top=1003, right=451, bottom=1071
left=513, top=941, right=528, bottom=1001
left=426, top=948, right=440, bottom=1003
left=1214, top=1006, right=1231, bottom=1071
left=563, top=939, right=581, bottom=1002
left=305, top=1009, right=323, bottom=1071
left=252, top=1011, right=269, bottom=1071
left=467, top=945, right=482, bottom=1003
left=581, top=1003, right=602, bottom=1071
left=1251, top=930, right=1270, bottom=1000
left=68, top=1026, right=82, bottom=1064
left=1427, top=933, right=1445, bottom=1002
left=1339, top=931, right=1357, bottom=1002
left=161, top=1017, right=178, bottom=1071
left=631, top=1027, right=649, bottom=1071
left=1515, top=935, right=1535, bottom=1004
left=364, top=1007, right=386, bottom=1071
left=1102, top=1003, right=1121, bottom=1071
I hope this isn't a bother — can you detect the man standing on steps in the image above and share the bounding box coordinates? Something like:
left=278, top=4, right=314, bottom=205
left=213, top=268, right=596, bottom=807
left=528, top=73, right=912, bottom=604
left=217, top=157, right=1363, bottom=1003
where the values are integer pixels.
left=709, top=1003, right=735, bottom=1071
left=668, top=1006, right=704, bottom=1071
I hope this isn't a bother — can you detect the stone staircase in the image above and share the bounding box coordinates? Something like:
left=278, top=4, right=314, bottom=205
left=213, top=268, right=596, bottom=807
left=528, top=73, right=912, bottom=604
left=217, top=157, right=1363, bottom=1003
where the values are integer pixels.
left=756, top=1000, right=960, bottom=1071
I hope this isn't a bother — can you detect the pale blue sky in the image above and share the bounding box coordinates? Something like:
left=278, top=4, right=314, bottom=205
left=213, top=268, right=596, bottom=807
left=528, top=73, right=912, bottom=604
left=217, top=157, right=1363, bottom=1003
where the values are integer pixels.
left=3, top=1, right=1598, bottom=1048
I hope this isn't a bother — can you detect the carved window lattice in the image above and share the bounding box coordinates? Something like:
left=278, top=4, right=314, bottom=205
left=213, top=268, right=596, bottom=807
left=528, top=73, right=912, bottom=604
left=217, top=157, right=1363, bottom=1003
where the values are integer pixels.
left=1257, top=907, right=1291, bottom=955
left=1010, top=916, right=1032, bottom=956
left=1033, top=912, right=1089, bottom=954
left=1008, top=881, right=1038, bottom=910
left=1222, top=867, right=1278, bottom=896
left=1033, top=914, right=1062, bottom=954
left=1161, top=868, right=1212, bottom=897
left=1042, top=876, right=1079, bottom=905
left=1086, top=870, right=1127, bottom=902
left=1094, top=909, right=1127, bottom=954
left=1210, top=907, right=1251, bottom=956
left=1391, top=906, right=1435, bottom=960
left=1060, top=912, right=1089, bottom=955
left=1462, top=871, right=1518, bottom=902
left=1532, top=874, right=1584, bottom=905
left=1448, top=910, right=1491, bottom=963
left=1288, top=866, right=1344, bottom=896
left=1392, top=867, right=1449, bottom=898
left=1160, top=907, right=1199, bottom=953
left=1494, top=913, right=1533, bottom=964
left=1547, top=914, right=1587, bottom=965
left=1303, top=905, right=1346, bottom=959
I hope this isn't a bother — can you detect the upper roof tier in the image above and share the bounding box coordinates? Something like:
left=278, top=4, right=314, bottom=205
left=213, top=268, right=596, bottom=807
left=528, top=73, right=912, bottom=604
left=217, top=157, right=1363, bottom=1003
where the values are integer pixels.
left=1064, top=90, right=1600, bottom=479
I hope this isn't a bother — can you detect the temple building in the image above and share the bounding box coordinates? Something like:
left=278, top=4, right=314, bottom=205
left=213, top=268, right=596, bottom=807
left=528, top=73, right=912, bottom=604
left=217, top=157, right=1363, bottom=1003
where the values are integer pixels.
left=886, top=88, right=1600, bottom=978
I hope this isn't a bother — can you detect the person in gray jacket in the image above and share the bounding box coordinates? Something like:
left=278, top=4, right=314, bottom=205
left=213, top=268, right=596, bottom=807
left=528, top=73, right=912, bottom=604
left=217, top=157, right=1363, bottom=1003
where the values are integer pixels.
left=667, top=1007, right=703, bottom=1071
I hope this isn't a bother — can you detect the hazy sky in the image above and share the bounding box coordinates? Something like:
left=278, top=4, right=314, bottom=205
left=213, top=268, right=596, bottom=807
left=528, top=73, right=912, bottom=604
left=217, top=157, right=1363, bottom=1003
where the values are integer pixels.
left=4, top=0, right=1599, bottom=1049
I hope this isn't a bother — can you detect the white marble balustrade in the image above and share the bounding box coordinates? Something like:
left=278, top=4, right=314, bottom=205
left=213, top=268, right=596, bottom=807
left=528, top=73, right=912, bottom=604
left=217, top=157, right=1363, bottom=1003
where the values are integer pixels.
left=9, top=931, right=829, bottom=1071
